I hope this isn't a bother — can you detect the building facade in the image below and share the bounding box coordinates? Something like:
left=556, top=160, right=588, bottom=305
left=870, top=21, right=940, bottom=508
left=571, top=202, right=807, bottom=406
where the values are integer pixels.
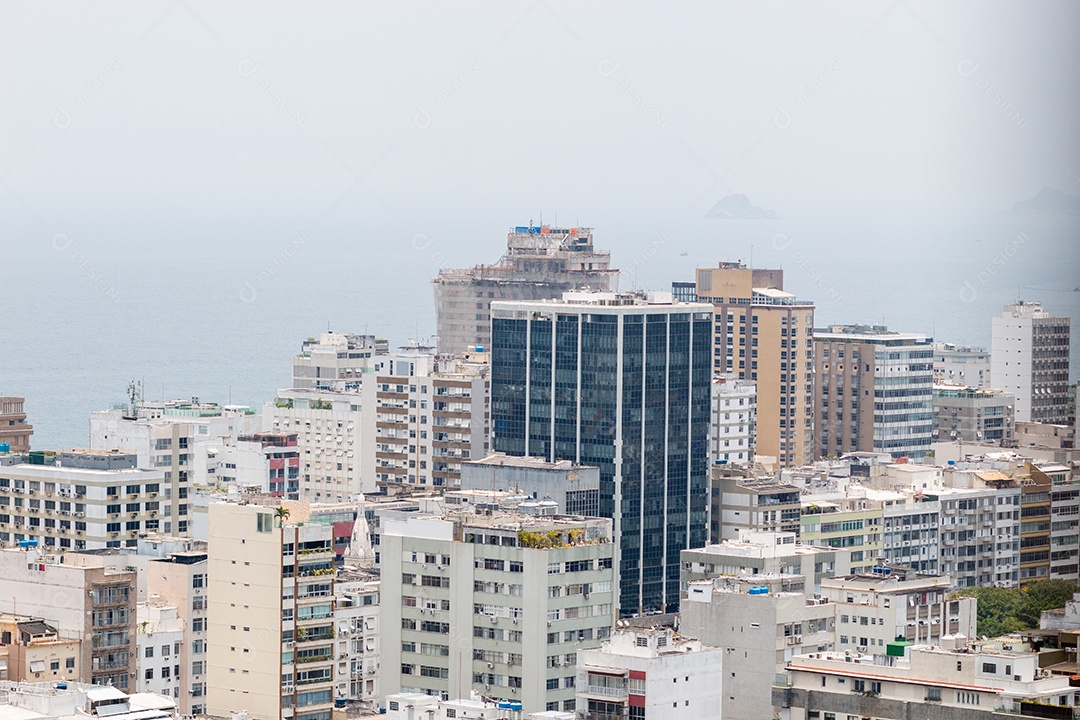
left=682, top=580, right=834, bottom=720
left=0, top=450, right=167, bottom=550
left=381, top=512, right=615, bottom=713
left=774, top=641, right=1080, bottom=720
left=433, top=225, right=620, bottom=356
left=0, top=548, right=137, bottom=689
left=206, top=501, right=337, bottom=720
left=693, top=263, right=815, bottom=467
left=0, top=397, right=33, bottom=452
left=491, top=291, right=712, bottom=615
left=575, top=627, right=724, bottom=720
left=933, top=384, right=1016, bottom=444
left=933, top=342, right=992, bottom=388
left=267, top=344, right=490, bottom=499
left=460, top=454, right=601, bottom=517
left=991, top=301, right=1071, bottom=424
left=813, top=325, right=934, bottom=460
left=710, top=375, right=756, bottom=466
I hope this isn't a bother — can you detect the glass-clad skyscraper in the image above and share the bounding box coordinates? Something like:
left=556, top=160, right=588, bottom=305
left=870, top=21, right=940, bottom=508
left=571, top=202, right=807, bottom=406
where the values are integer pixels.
left=490, top=291, right=713, bottom=615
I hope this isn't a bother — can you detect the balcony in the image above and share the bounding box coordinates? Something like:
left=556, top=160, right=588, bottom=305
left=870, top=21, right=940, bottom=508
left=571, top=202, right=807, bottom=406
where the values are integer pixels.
left=584, top=684, right=627, bottom=698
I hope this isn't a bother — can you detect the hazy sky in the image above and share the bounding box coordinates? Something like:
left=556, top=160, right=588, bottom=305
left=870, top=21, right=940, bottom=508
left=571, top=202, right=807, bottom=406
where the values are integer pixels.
left=2, top=1, right=1077, bottom=235
left=3, top=2, right=1079, bottom=448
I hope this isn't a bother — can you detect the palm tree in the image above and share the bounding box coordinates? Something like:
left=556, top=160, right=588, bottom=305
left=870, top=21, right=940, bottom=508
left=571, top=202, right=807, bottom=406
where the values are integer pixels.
left=275, top=506, right=291, bottom=528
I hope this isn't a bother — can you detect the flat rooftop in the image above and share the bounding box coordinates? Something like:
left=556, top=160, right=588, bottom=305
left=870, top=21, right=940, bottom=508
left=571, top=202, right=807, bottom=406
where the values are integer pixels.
left=467, top=454, right=594, bottom=471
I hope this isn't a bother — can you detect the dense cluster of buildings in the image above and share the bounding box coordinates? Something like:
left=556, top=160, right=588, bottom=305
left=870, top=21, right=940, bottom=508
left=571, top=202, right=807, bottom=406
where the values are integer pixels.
left=2, top=224, right=1077, bottom=720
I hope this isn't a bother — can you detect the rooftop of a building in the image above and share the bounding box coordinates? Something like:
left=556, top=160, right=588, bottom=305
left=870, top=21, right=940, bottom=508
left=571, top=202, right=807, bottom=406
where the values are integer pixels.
left=821, top=565, right=951, bottom=591
left=491, top=290, right=711, bottom=310
left=1, top=449, right=154, bottom=474
left=935, top=342, right=989, bottom=354
left=686, top=530, right=835, bottom=559
left=750, top=287, right=814, bottom=306
left=933, top=383, right=1015, bottom=398
left=686, top=576, right=821, bottom=601
left=102, top=398, right=254, bottom=418
left=583, top=627, right=715, bottom=659
left=813, top=324, right=931, bottom=344
left=465, top=453, right=592, bottom=471
left=0, top=681, right=175, bottom=720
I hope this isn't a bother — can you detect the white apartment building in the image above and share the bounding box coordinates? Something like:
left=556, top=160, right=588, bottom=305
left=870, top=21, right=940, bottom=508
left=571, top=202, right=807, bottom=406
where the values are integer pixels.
left=775, top=640, right=1080, bottom=719
left=291, top=332, right=384, bottom=390
left=575, top=627, right=724, bottom=720
left=381, top=511, right=616, bottom=713
left=206, top=501, right=336, bottom=720
left=384, top=692, right=539, bottom=720
left=0, top=680, right=178, bottom=720
left=991, top=301, right=1071, bottom=424
left=90, top=397, right=258, bottom=505
left=680, top=530, right=852, bottom=596
left=710, top=375, right=756, bottom=466
left=682, top=579, right=835, bottom=720
left=265, top=388, right=375, bottom=502
left=372, top=348, right=490, bottom=490
left=136, top=603, right=184, bottom=701
left=819, top=567, right=977, bottom=652
left=0, top=450, right=167, bottom=550
left=213, top=433, right=301, bottom=499
left=883, top=464, right=1023, bottom=588
left=934, top=342, right=992, bottom=387
left=333, top=568, right=380, bottom=709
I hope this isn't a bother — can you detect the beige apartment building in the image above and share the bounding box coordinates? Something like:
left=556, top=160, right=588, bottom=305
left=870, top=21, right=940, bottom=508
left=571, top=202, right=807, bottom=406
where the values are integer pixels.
left=813, top=325, right=934, bottom=460
left=207, top=500, right=336, bottom=720
left=694, top=263, right=815, bottom=467
left=0, top=547, right=137, bottom=689
left=0, top=614, right=81, bottom=683
left=0, top=397, right=33, bottom=452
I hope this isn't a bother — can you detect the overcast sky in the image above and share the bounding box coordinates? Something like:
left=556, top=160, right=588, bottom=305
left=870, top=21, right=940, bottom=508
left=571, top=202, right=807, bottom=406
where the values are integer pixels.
left=2, top=0, right=1077, bottom=243
left=3, top=1, right=1079, bottom=448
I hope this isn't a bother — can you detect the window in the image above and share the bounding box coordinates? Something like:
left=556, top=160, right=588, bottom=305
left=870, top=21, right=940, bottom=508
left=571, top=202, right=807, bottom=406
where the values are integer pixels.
left=257, top=513, right=273, bottom=533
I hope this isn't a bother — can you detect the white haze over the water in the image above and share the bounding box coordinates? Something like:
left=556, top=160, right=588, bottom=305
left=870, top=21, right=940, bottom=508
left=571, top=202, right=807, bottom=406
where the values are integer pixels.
left=1, top=1, right=1078, bottom=448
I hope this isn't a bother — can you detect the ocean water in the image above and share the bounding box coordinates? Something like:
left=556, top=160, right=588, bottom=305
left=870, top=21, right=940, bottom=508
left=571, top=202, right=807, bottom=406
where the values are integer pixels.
left=3, top=209, right=1077, bottom=450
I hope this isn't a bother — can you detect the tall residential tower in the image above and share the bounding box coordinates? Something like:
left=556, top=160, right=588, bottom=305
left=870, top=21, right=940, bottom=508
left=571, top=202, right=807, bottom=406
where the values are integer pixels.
left=693, top=263, right=815, bottom=467
left=813, top=324, right=934, bottom=459
left=990, top=301, right=1071, bottom=423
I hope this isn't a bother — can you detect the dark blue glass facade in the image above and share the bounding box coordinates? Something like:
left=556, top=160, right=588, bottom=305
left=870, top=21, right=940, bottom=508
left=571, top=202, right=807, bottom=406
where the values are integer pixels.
left=491, top=305, right=712, bottom=615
